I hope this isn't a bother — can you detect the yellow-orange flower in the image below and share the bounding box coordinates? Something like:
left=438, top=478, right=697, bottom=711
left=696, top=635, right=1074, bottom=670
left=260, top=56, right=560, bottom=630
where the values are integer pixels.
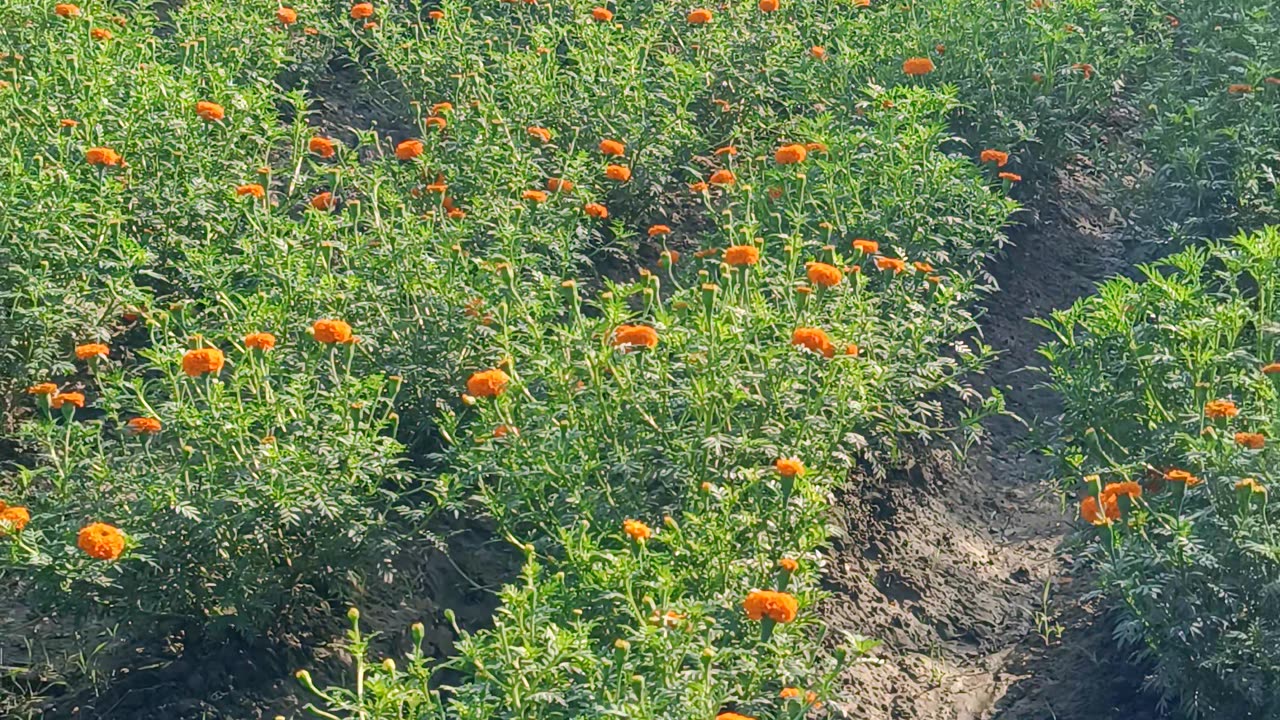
left=716, top=714, right=755, bottom=720
left=605, top=164, right=631, bottom=182
left=687, top=8, right=713, bottom=23
left=126, top=417, right=162, bottom=435
left=660, top=249, right=680, bottom=266
left=236, top=183, right=265, bottom=198
left=852, top=238, right=879, bottom=254
left=86, top=147, right=122, bottom=166
left=980, top=149, right=1009, bottom=167
left=591, top=7, right=613, bottom=21
left=546, top=177, right=575, bottom=192
left=425, top=116, right=447, bottom=130
left=743, top=589, right=798, bottom=623
left=51, top=392, right=85, bottom=409
left=1079, top=494, right=1119, bottom=525
left=528, top=126, right=552, bottom=143
left=0, top=506, right=30, bottom=533
left=709, top=169, right=736, bottom=186
left=313, top=319, right=354, bottom=344
left=90, top=27, right=112, bottom=40
left=244, top=332, right=276, bottom=350
left=395, top=139, right=424, bottom=160
left=612, top=324, right=659, bottom=349
left=791, top=327, right=834, bottom=357
left=806, top=262, right=843, bottom=287
left=277, top=7, right=298, bottom=24
left=493, top=424, right=518, bottom=438
left=778, top=557, right=798, bottom=572
left=775, top=457, right=805, bottom=477
left=723, top=244, right=760, bottom=266
left=998, top=171, right=1022, bottom=183
left=1228, top=84, right=1254, bottom=95
left=467, top=368, right=510, bottom=398
left=195, top=101, right=225, bottom=121
left=780, top=687, right=802, bottom=700
left=1102, top=481, right=1141, bottom=500
left=75, top=343, right=109, bottom=360
left=690, top=181, right=709, bottom=193
left=522, top=189, right=549, bottom=203
left=182, top=347, right=225, bottom=377
left=27, top=383, right=58, bottom=395
left=599, top=139, right=625, bottom=156
left=311, top=192, right=336, bottom=211
left=875, top=256, right=907, bottom=273
left=309, top=136, right=337, bottom=158
left=78, top=523, right=125, bottom=560
left=902, top=57, right=935, bottom=76
left=1263, top=362, right=1280, bottom=374
left=1205, top=399, right=1239, bottom=420
left=648, top=224, right=672, bottom=237
left=431, top=102, right=453, bottom=115
left=1235, top=432, right=1265, bottom=450
left=350, top=2, right=374, bottom=19
left=55, top=3, right=81, bottom=17
left=810, top=45, right=826, bottom=59
left=775, top=144, right=807, bottom=165
left=759, top=0, right=779, bottom=11
left=1164, top=468, right=1202, bottom=487
left=623, top=519, right=652, bottom=542
left=913, top=261, right=935, bottom=273
left=584, top=202, right=609, bottom=219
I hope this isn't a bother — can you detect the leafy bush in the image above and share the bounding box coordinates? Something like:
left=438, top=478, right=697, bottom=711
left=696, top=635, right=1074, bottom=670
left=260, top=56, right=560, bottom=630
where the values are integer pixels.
left=1039, top=226, right=1280, bottom=717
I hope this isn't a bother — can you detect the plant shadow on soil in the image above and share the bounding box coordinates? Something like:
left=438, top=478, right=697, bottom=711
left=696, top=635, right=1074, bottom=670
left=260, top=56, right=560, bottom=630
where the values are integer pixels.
left=820, top=157, right=1172, bottom=719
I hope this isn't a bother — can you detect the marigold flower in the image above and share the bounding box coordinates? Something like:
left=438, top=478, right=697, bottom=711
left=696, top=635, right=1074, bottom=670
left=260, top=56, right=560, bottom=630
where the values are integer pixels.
left=425, top=116, right=446, bottom=130
left=430, top=102, right=453, bottom=115
left=78, top=523, right=125, bottom=560
left=467, top=368, right=510, bottom=398
left=605, top=164, right=631, bottom=182
left=127, top=417, right=162, bottom=435
left=775, top=144, right=807, bottom=164
left=791, top=327, right=834, bottom=357
left=775, top=458, right=806, bottom=479
left=1072, top=62, right=1094, bottom=79
left=687, top=8, right=713, bottom=23
left=1102, top=481, right=1141, bottom=499
left=690, top=181, right=709, bottom=193
left=236, top=183, right=265, bottom=198
left=1228, top=84, right=1253, bottom=95
left=1263, top=362, right=1280, bottom=374
left=648, top=224, right=672, bottom=237
left=716, top=714, right=755, bottom=720
left=1079, top=494, right=1119, bottom=525
left=875, top=256, right=907, bottom=273
left=311, top=192, right=336, bottom=211
left=806, top=261, right=843, bottom=287
left=309, top=136, right=336, bottom=158
left=743, top=589, right=798, bottom=623
left=60, top=118, right=79, bottom=128
left=493, top=424, right=518, bottom=438
left=599, top=139, right=626, bottom=157
left=810, top=45, right=826, bottom=59
left=313, top=319, right=353, bottom=344
left=845, top=343, right=860, bottom=356
left=612, top=324, right=659, bottom=349
left=0, top=506, right=30, bottom=533
left=244, top=332, right=276, bottom=350
left=660, top=249, right=680, bottom=266
left=546, top=177, right=574, bottom=192
left=709, top=169, right=736, bottom=185
left=780, top=687, right=802, bottom=699
left=90, top=27, right=112, bottom=40
left=778, top=557, right=798, bottom=572
left=998, top=172, right=1022, bottom=183
left=86, top=147, right=122, bottom=166
left=853, top=0, right=870, bottom=6
left=1235, top=432, right=1265, bottom=450
left=395, top=139, right=424, bottom=160
left=1236, top=478, right=1266, bottom=493
left=427, top=10, right=442, bottom=19
left=852, top=238, right=879, bottom=254
left=1164, top=468, right=1202, bottom=487
left=723, top=244, right=760, bottom=266
left=979, top=149, right=1009, bottom=167
left=714, top=146, right=738, bottom=156
left=806, top=142, right=828, bottom=153
left=903, top=57, right=935, bottom=76
left=195, top=101, right=225, bottom=121
left=182, top=347, right=225, bottom=377
left=522, top=189, right=548, bottom=203
left=528, top=126, right=552, bottom=143
left=591, top=7, right=613, bottom=21
left=759, top=0, right=779, bottom=11
left=623, top=519, right=652, bottom=542
left=277, top=7, right=298, bottom=24
left=584, top=202, right=609, bottom=219
left=27, top=383, right=58, bottom=395
left=55, top=3, right=80, bottom=17
left=75, top=343, right=109, bottom=360
left=350, top=2, right=374, bottom=18
left=51, top=391, right=86, bottom=409
left=1205, top=399, right=1239, bottom=420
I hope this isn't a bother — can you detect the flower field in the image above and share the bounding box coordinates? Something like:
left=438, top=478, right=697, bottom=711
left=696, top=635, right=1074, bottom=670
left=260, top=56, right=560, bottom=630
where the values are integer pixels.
left=0, top=0, right=1276, bottom=718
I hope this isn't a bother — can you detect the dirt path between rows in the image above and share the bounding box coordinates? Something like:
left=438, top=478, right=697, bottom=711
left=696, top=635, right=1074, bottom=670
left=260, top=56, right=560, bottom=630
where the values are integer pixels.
left=823, top=160, right=1169, bottom=719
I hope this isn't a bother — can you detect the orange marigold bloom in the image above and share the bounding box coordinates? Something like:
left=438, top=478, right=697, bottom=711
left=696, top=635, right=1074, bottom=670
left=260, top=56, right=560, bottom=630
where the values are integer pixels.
left=313, top=319, right=354, bottom=344
left=623, top=518, right=652, bottom=541
left=528, top=126, right=552, bottom=143
left=86, top=147, right=122, bottom=166
left=723, top=244, right=760, bottom=266
left=1205, top=399, right=1239, bottom=420
left=743, top=589, right=798, bottom=623
left=806, top=261, right=843, bottom=287
left=75, top=343, right=109, bottom=360
left=690, top=181, right=709, bottom=193
left=236, top=183, right=265, bottom=198
left=466, top=368, right=510, bottom=398
left=591, top=7, right=613, bottom=21
left=1080, top=494, right=1119, bottom=525
left=90, top=27, right=112, bottom=40
left=709, top=169, right=736, bottom=186
left=979, top=149, right=1009, bottom=167
left=791, top=327, right=834, bottom=357
left=51, top=392, right=85, bottom=409
left=902, top=57, right=935, bottom=76
left=309, top=136, right=336, bottom=158
left=852, top=238, right=879, bottom=254
left=431, top=102, right=453, bottom=115
left=1164, top=468, right=1202, bottom=487
left=27, top=383, right=58, bottom=395
left=182, top=347, right=225, bottom=377
left=687, top=8, right=713, bottom=23
left=998, top=172, right=1022, bottom=183
left=810, top=45, right=826, bottom=59
left=853, top=0, right=870, bottom=6
left=1072, top=62, right=1094, bottom=79
left=244, top=332, right=276, bottom=350
left=875, top=256, right=907, bottom=273
left=195, top=101, right=225, bottom=121
left=780, top=687, right=802, bottom=699
left=1228, top=84, right=1253, bottom=95
left=1235, top=432, right=1265, bottom=450
left=311, top=192, right=336, bottom=211
left=0, top=506, right=30, bottom=532
left=775, top=457, right=805, bottom=476
left=778, top=557, right=798, bottom=572
left=605, top=164, right=631, bottom=182
left=612, top=324, right=659, bottom=349
left=395, top=139, right=424, bottom=160
left=913, top=261, right=935, bottom=273
left=775, top=144, right=807, bottom=165
left=1263, top=362, right=1280, bottom=374
left=648, top=224, right=672, bottom=237
left=758, top=0, right=779, bottom=11
left=1102, top=481, right=1142, bottom=500
left=78, top=523, right=125, bottom=560
left=424, top=116, right=446, bottom=130
left=126, top=417, right=162, bottom=435
left=716, top=714, right=755, bottom=720
left=60, top=118, right=79, bottom=128
left=427, top=10, right=442, bottom=19
left=55, top=3, right=80, bottom=16
left=584, top=202, right=609, bottom=219
left=277, top=7, right=298, bottom=24
left=805, top=142, right=828, bottom=153
left=522, top=189, right=548, bottom=203
left=599, top=139, right=625, bottom=156
left=546, top=177, right=574, bottom=192
left=493, top=424, right=518, bottom=438
left=350, top=2, right=374, bottom=18
left=714, top=146, right=738, bottom=156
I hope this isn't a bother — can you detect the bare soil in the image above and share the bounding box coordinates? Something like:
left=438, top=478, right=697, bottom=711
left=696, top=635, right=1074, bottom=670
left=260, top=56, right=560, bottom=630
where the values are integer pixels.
left=822, top=160, right=1169, bottom=719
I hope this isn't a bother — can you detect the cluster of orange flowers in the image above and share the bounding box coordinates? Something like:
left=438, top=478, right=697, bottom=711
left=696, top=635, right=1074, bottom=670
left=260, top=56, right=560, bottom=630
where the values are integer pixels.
left=1079, top=480, right=1141, bottom=526
left=2, top=501, right=125, bottom=561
